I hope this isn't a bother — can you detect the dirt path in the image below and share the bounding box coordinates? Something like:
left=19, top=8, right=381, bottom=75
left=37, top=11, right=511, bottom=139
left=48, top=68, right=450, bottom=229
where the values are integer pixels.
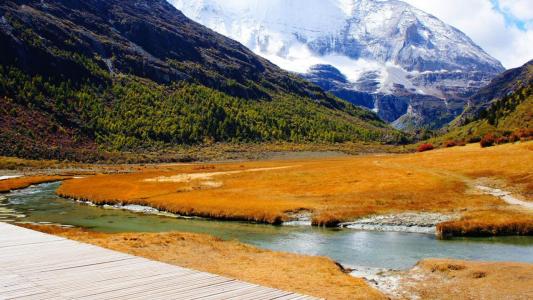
left=144, top=166, right=296, bottom=183
left=476, top=185, right=533, bottom=209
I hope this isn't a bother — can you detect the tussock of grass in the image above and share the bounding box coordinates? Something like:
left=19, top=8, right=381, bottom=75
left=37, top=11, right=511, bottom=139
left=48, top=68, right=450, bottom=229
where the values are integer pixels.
left=22, top=225, right=385, bottom=300
left=437, top=210, right=533, bottom=237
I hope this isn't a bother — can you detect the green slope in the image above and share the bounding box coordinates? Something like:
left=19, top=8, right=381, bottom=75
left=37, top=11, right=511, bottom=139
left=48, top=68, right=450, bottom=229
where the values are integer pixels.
left=436, top=84, right=532, bottom=143
left=0, top=0, right=404, bottom=161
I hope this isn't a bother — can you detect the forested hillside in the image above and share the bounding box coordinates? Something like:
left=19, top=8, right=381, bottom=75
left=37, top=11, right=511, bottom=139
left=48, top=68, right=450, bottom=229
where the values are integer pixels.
left=0, top=0, right=403, bottom=161
left=435, top=61, right=533, bottom=143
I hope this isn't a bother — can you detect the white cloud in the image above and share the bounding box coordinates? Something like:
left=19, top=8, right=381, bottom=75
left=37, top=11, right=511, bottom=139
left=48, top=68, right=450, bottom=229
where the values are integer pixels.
left=499, top=0, right=533, bottom=20
left=404, top=0, right=533, bottom=69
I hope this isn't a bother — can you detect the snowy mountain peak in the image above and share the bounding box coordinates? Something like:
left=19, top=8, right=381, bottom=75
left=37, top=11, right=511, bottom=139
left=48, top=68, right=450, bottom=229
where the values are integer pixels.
left=171, top=0, right=502, bottom=74
left=171, top=0, right=505, bottom=129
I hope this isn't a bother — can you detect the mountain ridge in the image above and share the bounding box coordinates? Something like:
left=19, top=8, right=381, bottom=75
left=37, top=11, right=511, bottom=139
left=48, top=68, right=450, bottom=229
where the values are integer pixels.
left=0, top=0, right=403, bottom=161
left=436, top=60, right=533, bottom=143
left=171, top=0, right=505, bottom=129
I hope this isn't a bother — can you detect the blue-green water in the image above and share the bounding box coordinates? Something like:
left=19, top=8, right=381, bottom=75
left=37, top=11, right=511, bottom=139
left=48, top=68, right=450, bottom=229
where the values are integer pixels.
left=1, top=182, right=532, bottom=270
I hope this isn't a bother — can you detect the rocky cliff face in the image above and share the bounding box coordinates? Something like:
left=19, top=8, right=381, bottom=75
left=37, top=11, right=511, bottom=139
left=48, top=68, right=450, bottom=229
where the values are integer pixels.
left=0, top=0, right=334, bottom=100
left=171, top=0, right=505, bottom=130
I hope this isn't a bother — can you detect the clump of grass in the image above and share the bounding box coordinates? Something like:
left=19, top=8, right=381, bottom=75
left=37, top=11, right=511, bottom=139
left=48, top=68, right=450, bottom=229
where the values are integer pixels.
left=437, top=210, right=533, bottom=238
left=312, top=213, right=343, bottom=227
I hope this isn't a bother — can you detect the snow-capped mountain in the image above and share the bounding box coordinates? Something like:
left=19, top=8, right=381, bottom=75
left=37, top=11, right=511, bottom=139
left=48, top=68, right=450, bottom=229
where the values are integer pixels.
left=170, top=0, right=505, bottom=129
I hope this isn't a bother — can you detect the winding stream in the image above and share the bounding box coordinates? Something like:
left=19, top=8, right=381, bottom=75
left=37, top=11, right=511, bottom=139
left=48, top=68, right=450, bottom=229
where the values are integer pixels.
left=1, top=182, right=532, bottom=270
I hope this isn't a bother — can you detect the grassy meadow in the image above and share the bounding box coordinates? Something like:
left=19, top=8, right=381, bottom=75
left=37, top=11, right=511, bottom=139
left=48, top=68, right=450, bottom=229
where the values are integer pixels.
left=55, top=141, right=533, bottom=235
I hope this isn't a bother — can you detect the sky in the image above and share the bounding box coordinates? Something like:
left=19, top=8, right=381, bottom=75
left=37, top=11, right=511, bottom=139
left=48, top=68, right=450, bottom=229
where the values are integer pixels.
left=404, top=0, right=533, bottom=69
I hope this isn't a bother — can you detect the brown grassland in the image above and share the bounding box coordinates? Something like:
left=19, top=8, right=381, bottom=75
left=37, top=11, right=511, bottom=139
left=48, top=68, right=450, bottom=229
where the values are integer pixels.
left=57, top=142, right=533, bottom=235
left=0, top=175, right=71, bottom=193
left=395, top=259, right=533, bottom=299
left=22, top=225, right=385, bottom=300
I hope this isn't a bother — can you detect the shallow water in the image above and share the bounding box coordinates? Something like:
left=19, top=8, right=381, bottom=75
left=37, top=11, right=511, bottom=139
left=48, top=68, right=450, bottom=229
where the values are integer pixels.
left=1, top=182, right=532, bottom=270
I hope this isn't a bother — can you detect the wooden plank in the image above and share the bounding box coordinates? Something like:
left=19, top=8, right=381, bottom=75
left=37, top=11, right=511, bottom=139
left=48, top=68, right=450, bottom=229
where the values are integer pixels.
left=109, top=273, right=230, bottom=300
left=62, top=271, right=212, bottom=298
left=198, top=285, right=263, bottom=300
left=0, top=223, right=318, bottom=300
left=230, top=289, right=293, bottom=300
left=78, top=274, right=231, bottom=300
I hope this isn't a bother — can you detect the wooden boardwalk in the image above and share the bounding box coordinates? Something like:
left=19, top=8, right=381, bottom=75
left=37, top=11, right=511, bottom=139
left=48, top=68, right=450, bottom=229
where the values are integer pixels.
left=0, top=222, right=317, bottom=300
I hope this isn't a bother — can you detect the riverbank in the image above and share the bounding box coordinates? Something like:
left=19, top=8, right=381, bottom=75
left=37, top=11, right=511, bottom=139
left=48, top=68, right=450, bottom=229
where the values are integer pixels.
left=438, top=209, right=533, bottom=237
left=0, top=175, right=71, bottom=193
left=56, top=142, right=533, bottom=235
left=21, top=224, right=385, bottom=300
left=392, top=259, right=533, bottom=299
left=21, top=225, right=533, bottom=299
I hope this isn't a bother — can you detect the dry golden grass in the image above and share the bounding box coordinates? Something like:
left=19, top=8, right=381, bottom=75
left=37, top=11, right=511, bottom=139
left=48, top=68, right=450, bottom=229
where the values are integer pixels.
left=58, top=142, right=533, bottom=231
left=396, top=259, right=533, bottom=300
left=437, top=209, right=533, bottom=237
left=0, top=175, right=70, bottom=193
left=23, top=225, right=385, bottom=300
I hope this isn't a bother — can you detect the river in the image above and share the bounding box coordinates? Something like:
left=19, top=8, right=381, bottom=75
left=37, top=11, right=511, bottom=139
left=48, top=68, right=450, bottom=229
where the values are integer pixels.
left=1, top=182, right=532, bottom=270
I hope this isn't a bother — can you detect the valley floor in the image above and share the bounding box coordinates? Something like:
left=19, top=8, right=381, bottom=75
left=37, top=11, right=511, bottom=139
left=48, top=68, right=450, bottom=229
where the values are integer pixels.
left=1, top=143, right=532, bottom=299
left=49, top=141, right=533, bottom=236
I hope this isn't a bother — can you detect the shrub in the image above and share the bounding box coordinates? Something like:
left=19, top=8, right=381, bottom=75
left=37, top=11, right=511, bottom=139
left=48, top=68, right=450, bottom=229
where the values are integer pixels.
left=444, top=141, right=457, bottom=148
left=417, top=143, right=434, bottom=152
left=480, top=134, right=495, bottom=148
left=456, top=140, right=467, bottom=146
left=495, top=136, right=509, bottom=145
left=509, top=134, right=521, bottom=143
left=514, top=128, right=533, bottom=140
left=468, top=136, right=481, bottom=143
